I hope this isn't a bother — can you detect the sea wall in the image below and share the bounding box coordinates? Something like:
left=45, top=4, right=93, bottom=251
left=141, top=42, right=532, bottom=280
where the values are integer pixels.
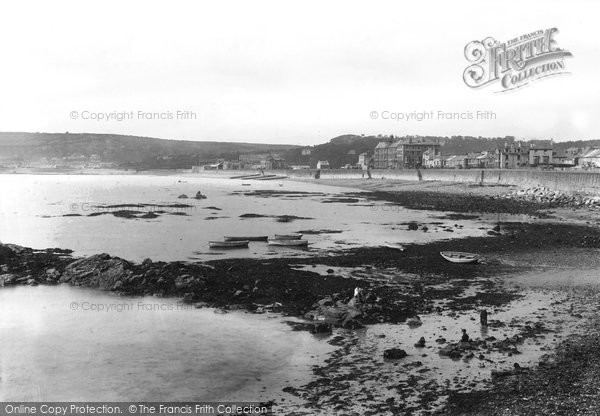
left=196, top=168, right=600, bottom=194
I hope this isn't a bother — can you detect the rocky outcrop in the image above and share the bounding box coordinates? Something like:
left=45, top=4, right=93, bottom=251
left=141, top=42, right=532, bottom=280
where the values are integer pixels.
left=60, top=253, right=134, bottom=290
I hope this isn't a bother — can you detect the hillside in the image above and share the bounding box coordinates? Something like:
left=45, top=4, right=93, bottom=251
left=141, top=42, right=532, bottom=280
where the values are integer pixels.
left=0, top=132, right=299, bottom=169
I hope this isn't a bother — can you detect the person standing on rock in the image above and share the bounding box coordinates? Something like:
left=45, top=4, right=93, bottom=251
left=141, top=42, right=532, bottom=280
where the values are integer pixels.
left=461, top=329, right=470, bottom=342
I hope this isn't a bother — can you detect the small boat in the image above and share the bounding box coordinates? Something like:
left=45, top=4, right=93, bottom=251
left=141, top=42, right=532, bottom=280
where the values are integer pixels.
left=268, top=239, right=309, bottom=247
left=209, top=240, right=249, bottom=249
left=382, top=243, right=405, bottom=251
left=440, top=251, right=479, bottom=263
left=224, top=236, right=269, bottom=242
left=274, top=233, right=303, bottom=240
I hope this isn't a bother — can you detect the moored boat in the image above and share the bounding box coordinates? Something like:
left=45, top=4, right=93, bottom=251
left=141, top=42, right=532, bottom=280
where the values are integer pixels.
left=209, top=240, right=250, bottom=249
left=440, top=251, right=479, bottom=263
left=224, top=236, right=269, bottom=242
left=268, top=239, right=309, bottom=247
left=274, top=233, right=303, bottom=240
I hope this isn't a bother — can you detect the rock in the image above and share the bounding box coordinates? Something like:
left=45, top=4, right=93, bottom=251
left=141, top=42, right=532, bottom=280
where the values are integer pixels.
left=406, top=316, right=422, bottom=327
left=60, top=254, right=133, bottom=290
left=407, top=222, right=419, bottom=231
left=317, top=297, right=334, bottom=307
left=435, top=337, right=447, bottom=344
left=414, top=337, right=426, bottom=348
left=178, top=194, right=188, bottom=199
left=384, top=348, right=408, bottom=359
left=174, top=274, right=195, bottom=290
left=45, top=267, right=59, bottom=277
left=0, top=273, right=17, bottom=285
left=448, top=350, right=462, bottom=359
left=326, top=268, right=334, bottom=274
left=439, top=345, right=455, bottom=356
left=142, top=258, right=153, bottom=266
left=310, top=322, right=332, bottom=334
left=194, top=191, right=207, bottom=200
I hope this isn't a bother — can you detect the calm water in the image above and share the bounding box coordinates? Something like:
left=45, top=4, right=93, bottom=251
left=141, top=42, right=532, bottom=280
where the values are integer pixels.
left=0, top=173, right=497, bottom=405
left=0, top=285, right=333, bottom=402
left=0, top=173, right=489, bottom=262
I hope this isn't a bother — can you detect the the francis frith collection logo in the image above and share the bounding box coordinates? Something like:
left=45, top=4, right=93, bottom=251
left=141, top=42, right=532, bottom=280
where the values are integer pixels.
left=463, top=28, right=572, bottom=92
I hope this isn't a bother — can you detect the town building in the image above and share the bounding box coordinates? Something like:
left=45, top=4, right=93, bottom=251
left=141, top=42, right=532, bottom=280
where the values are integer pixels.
left=261, top=156, right=286, bottom=169
left=422, top=149, right=444, bottom=168
left=373, top=140, right=392, bottom=169
left=316, top=160, right=330, bottom=169
left=476, top=152, right=496, bottom=168
left=495, top=142, right=529, bottom=169
left=529, top=145, right=553, bottom=166
left=373, top=138, right=441, bottom=169
left=357, top=152, right=371, bottom=168
left=579, top=148, right=600, bottom=168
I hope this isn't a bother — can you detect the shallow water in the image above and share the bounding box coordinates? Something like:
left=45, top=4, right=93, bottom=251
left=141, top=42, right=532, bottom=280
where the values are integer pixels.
left=0, top=174, right=493, bottom=262
left=0, top=285, right=333, bottom=402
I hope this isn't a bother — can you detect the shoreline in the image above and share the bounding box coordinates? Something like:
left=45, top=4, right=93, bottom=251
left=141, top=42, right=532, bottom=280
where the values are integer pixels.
left=2, top=181, right=600, bottom=414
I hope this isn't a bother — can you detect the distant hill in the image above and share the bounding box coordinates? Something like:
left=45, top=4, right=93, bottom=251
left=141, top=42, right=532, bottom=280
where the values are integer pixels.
left=0, top=132, right=299, bottom=169
left=2, top=132, right=598, bottom=170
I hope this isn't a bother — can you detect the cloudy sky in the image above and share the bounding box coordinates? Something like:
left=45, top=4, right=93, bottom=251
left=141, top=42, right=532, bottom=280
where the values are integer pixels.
left=0, top=0, right=598, bottom=144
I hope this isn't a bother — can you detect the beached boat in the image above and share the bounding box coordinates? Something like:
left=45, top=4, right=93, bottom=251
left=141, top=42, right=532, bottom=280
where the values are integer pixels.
left=268, top=239, right=309, bottom=247
left=224, top=236, right=268, bottom=242
left=440, top=251, right=479, bottom=263
left=382, top=243, right=405, bottom=251
left=209, top=240, right=249, bottom=249
left=274, top=233, right=303, bottom=240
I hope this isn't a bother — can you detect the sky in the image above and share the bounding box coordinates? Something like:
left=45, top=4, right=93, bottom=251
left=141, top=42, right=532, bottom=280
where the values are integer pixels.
left=0, top=0, right=598, bottom=145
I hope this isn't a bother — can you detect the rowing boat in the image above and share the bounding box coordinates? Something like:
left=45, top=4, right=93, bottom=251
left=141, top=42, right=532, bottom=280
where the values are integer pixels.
left=382, top=243, right=405, bottom=251
left=268, top=239, right=309, bottom=247
left=440, top=251, right=479, bottom=263
left=274, top=233, right=303, bottom=240
left=224, top=236, right=269, bottom=241
left=209, top=240, right=250, bottom=249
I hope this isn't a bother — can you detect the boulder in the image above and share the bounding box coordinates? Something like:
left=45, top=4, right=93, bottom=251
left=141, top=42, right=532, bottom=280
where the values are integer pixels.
left=414, top=337, right=426, bottom=348
left=60, top=253, right=133, bottom=290
left=406, top=316, right=423, bottom=327
left=194, top=191, right=207, bottom=200
left=178, top=194, right=188, bottom=199
left=310, top=322, right=332, bottom=334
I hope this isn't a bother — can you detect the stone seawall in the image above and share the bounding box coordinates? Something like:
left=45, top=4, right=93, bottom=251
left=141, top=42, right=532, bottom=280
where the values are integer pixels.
left=194, top=168, right=600, bottom=194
